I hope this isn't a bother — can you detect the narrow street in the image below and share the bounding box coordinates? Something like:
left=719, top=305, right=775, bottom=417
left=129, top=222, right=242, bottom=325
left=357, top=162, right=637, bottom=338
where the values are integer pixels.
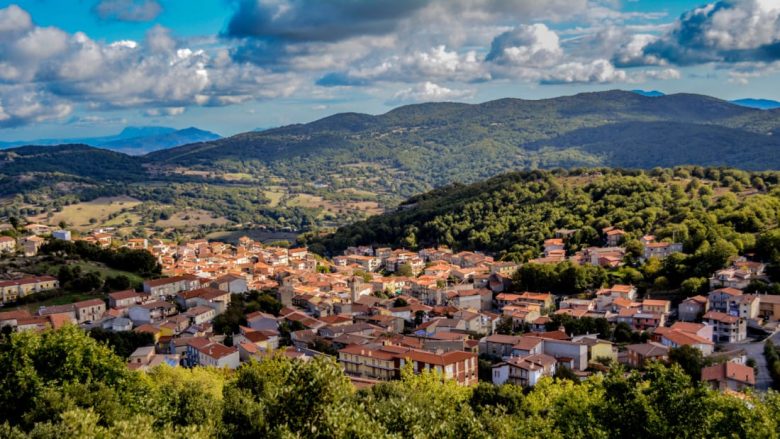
left=722, top=330, right=780, bottom=391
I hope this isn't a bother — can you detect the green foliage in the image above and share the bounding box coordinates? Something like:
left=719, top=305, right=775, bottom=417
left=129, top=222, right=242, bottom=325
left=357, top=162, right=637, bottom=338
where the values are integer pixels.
left=315, top=168, right=780, bottom=269
left=3, top=327, right=780, bottom=438
left=42, top=240, right=161, bottom=278
left=765, top=340, right=780, bottom=390
left=88, top=328, right=155, bottom=359
left=514, top=261, right=607, bottom=294
left=668, top=345, right=708, bottom=381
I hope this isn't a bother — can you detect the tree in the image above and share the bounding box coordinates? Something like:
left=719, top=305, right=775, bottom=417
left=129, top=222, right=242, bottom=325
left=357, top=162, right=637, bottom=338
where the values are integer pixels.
left=397, top=262, right=414, bottom=277
left=680, top=277, right=708, bottom=297
left=668, top=345, right=705, bottom=381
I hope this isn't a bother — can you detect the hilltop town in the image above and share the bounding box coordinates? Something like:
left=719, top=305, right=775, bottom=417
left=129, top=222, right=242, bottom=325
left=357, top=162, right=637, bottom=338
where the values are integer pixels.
left=1, top=220, right=776, bottom=393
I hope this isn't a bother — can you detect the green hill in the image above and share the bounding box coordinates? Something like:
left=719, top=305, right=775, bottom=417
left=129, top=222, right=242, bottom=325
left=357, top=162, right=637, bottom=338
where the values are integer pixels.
left=310, top=167, right=780, bottom=263
left=146, top=90, right=780, bottom=194
left=4, top=90, right=780, bottom=230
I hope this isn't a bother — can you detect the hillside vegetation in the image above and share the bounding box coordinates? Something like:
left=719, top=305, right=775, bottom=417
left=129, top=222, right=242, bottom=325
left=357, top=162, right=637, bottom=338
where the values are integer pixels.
left=3, top=91, right=780, bottom=231
left=1, top=326, right=779, bottom=438
left=311, top=167, right=780, bottom=261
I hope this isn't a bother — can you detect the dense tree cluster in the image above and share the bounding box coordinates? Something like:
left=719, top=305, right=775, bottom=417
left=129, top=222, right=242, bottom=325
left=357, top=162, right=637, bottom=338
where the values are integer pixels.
left=316, top=168, right=779, bottom=261
left=1, top=326, right=779, bottom=438
left=41, top=240, right=161, bottom=278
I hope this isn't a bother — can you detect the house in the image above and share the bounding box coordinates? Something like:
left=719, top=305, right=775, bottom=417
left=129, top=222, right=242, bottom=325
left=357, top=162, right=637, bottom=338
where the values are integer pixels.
left=184, top=305, right=217, bottom=325
left=543, top=239, right=565, bottom=256
left=108, top=290, right=149, bottom=309
left=0, top=276, right=59, bottom=304
left=212, top=274, right=248, bottom=294
left=128, top=301, right=177, bottom=324
left=73, top=299, right=106, bottom=323
left=656, top=322, right=715, bottom=355
left=52, top=230, right=71, bottom=241
left=480, top=334, right=521, bottom=358
left=624, top=342, right=669, bottom=368
left=0, top=310, right=31, bottom=329
left=702, top=361, right=755, bottom=392
left=758, top=295, right=780, bottom=321
left=515, top=292, right=555, bottom=310
left=641, top=236, right=683, bottom=260
left=603, top=227, right=626, bottom=247
left=346, top=255, right=381, bottom=272
left=595, top=285, right=637, bottom=311
left=572, top=334, right=617, bottom=364
left=246, top=311, right=279, bottom=331
left=0, top=236, right=15, bottom=253
left=678, top=295, right=708, bottom=322
left=338, top=344, right=478, bottom=385
left=703, top=311, right=746, bottom=343
left=710, top=268, right=755, bottom=290
left=233, top=326, right=278, bottom=356
left=22, top=236, right=44, bottom=256
left=509, top=336, right=545, bottom=357
left=143, top=275, right=201, bottom=299
left=492, top=354, right=557, bottom=387
left=176, top=287, right=231, bottom=314
left=707, top=288, right=744, bottom=314
left=127, top=346, right=180, bottom=371
left=642, top=299, right=671, bottom=315
left=101, top=316, right=133, bottom=332
left=197, top=342, right=240, bottom=369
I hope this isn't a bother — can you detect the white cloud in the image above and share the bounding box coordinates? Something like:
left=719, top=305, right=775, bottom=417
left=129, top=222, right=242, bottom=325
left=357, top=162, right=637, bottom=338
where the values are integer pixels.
left=486, top=24, right=563, bottom=67
left=636, top=0, right=780, bottom=65
left=542, top=59, right=627, bottom=84
left=0, top=4, right=32, bottom=35
left=0, top=86, right=73, bottom=127
left=388, top=81, right=474, bottom=105
left=0, top=5, right=303, bottom=127
left=144, top=107, right=185, bottom=117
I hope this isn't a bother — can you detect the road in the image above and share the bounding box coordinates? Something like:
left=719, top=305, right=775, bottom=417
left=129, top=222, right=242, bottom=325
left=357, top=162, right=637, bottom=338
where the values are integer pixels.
left=722, top=330, right=780, bottom=391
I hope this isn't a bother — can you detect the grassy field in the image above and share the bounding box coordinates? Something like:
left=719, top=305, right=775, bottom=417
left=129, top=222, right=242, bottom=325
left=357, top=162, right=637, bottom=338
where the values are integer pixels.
left=28, top=260, right=145, bottom=286
left=3, top=291, right=104, bottom=313
left=206, top=229, right=300, bottom=245
left=263, top=188, right=286, bottom=207
left=29, top=196, right=142, bottom=230
left=156, top=209, right=232, bottom=228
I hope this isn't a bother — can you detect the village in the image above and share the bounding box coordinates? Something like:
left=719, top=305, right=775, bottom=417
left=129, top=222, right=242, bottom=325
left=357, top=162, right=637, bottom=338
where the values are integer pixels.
left=0, top=222, right=777, bottom=393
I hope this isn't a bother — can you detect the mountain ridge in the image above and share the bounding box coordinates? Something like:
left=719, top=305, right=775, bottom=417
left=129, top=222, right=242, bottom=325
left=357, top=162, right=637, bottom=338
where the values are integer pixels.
left=0, top=126, right=221, bottom=155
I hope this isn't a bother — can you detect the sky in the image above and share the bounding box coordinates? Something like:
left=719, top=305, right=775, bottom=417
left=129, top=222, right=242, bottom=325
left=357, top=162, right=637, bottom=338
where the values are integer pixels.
left=1, top=0, right=780, bottom=140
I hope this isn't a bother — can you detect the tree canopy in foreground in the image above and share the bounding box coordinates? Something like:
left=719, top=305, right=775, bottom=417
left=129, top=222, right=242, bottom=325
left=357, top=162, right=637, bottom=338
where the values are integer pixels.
left=0, top=326, right=779, bottom=438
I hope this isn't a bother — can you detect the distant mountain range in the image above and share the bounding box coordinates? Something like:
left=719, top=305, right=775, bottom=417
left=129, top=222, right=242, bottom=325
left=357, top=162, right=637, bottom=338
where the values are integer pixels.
left=730, top=99, right=780, bottom=110
left=3, top=90, right=780, bottom=200
left=0, top=126, right=221, bottom=155
left=632, top=90, right=780, bottom=110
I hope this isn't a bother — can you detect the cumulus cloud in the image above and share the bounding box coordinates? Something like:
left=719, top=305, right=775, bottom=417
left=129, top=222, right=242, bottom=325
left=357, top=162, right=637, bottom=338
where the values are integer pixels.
left=486, top=24, right=563, bottom=67
left=0, top=86, right=72, bottom=128
left=541, top=59, right=627, bottom=84
left=388, top=81, right=474, bottom=105
left=226, top=0, right=587, bottom=43
left=629, top=0, right=780, bottom=66
left=225, top=0, right=590, bottom=72
left=0, top=5, right=301, bottom=127
left=0, top=4, right=32, bottom=35
left=144, top=107, right=185, bottom=117
left=93, top=0, right=162, bottom=22
left=317, top=45, right=488, bottom=86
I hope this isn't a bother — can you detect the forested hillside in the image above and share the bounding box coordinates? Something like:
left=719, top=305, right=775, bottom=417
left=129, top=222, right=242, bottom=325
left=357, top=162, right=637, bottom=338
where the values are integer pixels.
left=148, top=90, right=780, bottom=187
left=0, top=326, right=778, bottom=438
left=4, top=91, right=780, bottom=231
left=312, top=167, right=780, bottom=263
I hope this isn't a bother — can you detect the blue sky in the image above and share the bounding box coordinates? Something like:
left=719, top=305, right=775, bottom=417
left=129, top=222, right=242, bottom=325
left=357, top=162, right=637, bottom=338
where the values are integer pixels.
left=1, top=0, right=779, bottom=140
